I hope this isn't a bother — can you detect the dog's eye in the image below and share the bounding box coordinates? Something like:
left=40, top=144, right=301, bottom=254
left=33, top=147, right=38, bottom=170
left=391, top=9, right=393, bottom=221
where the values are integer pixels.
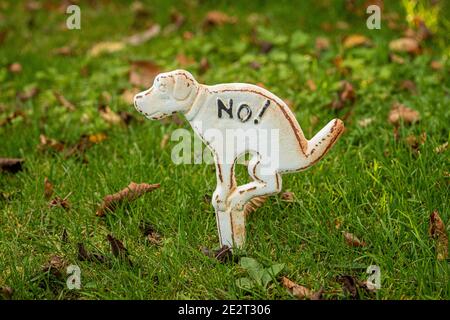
left=158, top=83, right=167, bottom=93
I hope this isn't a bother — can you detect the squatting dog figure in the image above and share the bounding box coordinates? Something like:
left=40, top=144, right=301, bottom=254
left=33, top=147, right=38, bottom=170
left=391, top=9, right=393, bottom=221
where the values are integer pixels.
left=134, top=70, right=344, bottom=249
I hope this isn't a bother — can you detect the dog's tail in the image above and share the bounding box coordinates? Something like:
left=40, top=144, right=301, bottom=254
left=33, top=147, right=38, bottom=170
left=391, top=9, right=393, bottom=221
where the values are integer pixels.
left=301, top=119, right=344, bottom=169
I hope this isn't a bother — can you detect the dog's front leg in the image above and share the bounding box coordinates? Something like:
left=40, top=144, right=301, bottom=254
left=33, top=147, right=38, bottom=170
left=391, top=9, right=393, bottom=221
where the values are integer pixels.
left=211, top=162, right=236, bottom=248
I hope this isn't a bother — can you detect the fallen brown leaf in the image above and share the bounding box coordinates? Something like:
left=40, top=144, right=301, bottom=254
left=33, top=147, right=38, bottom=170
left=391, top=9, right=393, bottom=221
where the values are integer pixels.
left=306, top=79, right=317, bottom=92
left=280, top=191, right=295, bottom=202
left=54, top=91, right=75, bottom=111
left=315, top=37, right=330, bottom=52
left=430, top=60, right=443, bottom=71
left=429, top=210, right=448, bottom=261
left=435, top=142, right=448, bottom=154
left=42, top=255, right=67, bottom=277
left=17, top=86, right=39, bottom=102
left=0, top=110, right=26, bottom=127
left=405, top=132, right=426, bottom=154
left=106, top=234, right=132, bottom=265
left=88, top=41, right=125, bottom=57
left=160, top=133, right=170, bottom=149
left=336, top=21, right=349, bottom=30
left=203, top=10, right=237, bottom=28
left=96, top=182, right=160, bottom=216
left=162, top=10, right=185, bottom=35
left=99, top=105, right=122, bottom=125
left=129, top=60, right=161, bottom=88
left=0, top=286, right=13, bottom=300
left=358, top=117, right=374, bottom=128
left=389, top=53, right=405, bottom=64
left=39, top=134, right=65, bottom=152
left=176, top=53, right=195, bottom=67
left=337, top=275, right=358, bottom=299
left=125, top=24, right=161, bottom=46
left=389, top=38, right=419, bottom=54
left=281, top=276, right=315, bottom=299
left=388, top=102, right=420, bottom=125
left=140, top=221, right=163, bottom=246
left=0, top=158, right=24, bottom=173
left=343, top=231, right=366, bottom=247
left=8, top=62, right=22, bottom=73
left=343, top=34, right=371, bottom=49
left=78, top=243, right=107, bottom=264
left=44, top=177, right=53, bottom=199
left=399, top=80, right=417, bottom=94
left=244, top=196, right=267, bottom=216
left=199, top=57, right=210, bottom=74
left=53, top=46, right=73, bottom=56
left=49, top=195, right=70, bottom=211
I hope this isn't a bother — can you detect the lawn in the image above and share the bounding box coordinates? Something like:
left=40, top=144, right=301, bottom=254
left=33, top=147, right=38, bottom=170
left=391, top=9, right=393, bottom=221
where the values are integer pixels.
left=0, top=0, right=449, bottom=300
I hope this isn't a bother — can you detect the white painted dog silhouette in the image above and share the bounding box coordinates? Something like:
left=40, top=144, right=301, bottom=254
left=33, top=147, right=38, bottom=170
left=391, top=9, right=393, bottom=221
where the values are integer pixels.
left=134, top=69, right=344, bottom=249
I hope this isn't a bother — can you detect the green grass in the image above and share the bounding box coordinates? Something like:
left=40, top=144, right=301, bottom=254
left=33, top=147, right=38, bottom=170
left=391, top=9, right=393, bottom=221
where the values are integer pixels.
left=0, top=0, right=449, bottom=299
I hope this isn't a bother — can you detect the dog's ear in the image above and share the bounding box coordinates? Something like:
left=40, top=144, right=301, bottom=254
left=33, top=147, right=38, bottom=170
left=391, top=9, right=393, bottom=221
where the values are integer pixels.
left=173, top=73, right=194, bottom=101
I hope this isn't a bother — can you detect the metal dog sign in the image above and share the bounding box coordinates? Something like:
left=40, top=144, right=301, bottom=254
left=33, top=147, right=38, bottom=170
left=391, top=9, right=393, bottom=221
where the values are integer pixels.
left=134, top=69, right=344, bottom=250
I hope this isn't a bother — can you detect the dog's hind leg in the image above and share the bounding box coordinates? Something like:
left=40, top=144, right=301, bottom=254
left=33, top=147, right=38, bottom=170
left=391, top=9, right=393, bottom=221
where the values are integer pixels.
left=227, top=157, right=282, bottom=212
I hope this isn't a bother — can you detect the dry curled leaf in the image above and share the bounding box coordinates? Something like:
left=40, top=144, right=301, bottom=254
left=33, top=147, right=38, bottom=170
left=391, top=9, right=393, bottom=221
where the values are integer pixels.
left=106, top=234, right=132, bottom=265
left=0, top=158, right=24, bottom=173
left=99, top=106, right=122, bottom=125
left=315, top=37, right=330, bottom=52
left=39, top=134, right=65, bottom=152
left=8, top=62, right=22, bottom=73
left=44, top=177, right=53, bottom=199
left=337, top=275, right=358, bottom=299
left=96, top=182, right=160, bottom=216
left=140, top=221, right=163, bottom=246
left=306, top=79, right=317, bottom=92
left=42, top=255, right=67, bottom=277
left=0, top=110, right=26, bottom=127
left=125, top=24, right=160, bottom=46
left=129, top=60, right=161, bottom=88
left=53, top=46, right=73, bottom=56
left=0, top=286, right=13, bottom=300
left=280, top=191, right=295, bottom=202
left=203, top=10, right=237, bottom=28
left=160, top=133, right=170, bottom=149
left=389, top=38, right=419, bottom=54
left=389, top=53, right=405, bottom=64
left=17, top=86, right=39, bottom=102
left=88, top=41, right=125, bottom=57
left=358, top=117, right=374, bottom=128
left=199, top=57, right=210, bottom=74
left=435, top=142, right=448, bottom=154
left=244, top=196, right=267, bottom=216
left=281, top=276, right=317, bottom=300
left=388, top=102, right=420, bottom=125
left=176, top=53, right=195, bottom=67
left=429, top=210, right=448, bottom=261
left=343, top=34, right=371, bottom=49
left=405, top=132, right=426, bottom=154
left=399, top=80, right=417, bottom=94
left=430, top=60, right=443, bottom=71
left=328, top=81, right=356, bottom=110
left=53, top=91, right=75, bottom=111
left=78, top=243, right=107, bottom=263
left=49, top=195, right=70, bottom=211
left=343, top=231, right=366, bottom=247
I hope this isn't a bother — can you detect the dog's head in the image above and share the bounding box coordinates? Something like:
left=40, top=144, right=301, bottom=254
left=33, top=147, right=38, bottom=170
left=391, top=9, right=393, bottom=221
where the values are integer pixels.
left=133, top=69, right=198, bottom=120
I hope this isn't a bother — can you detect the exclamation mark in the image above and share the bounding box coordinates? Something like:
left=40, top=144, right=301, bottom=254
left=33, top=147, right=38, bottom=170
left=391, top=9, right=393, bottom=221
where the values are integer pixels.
left=254, top=100, right=270, bottom=124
